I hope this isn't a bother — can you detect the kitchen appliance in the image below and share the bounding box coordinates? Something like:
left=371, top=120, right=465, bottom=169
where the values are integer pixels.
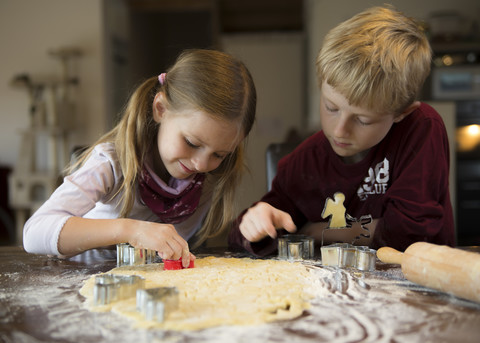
left=432, top=65, right=480, bottom=100
left=430, top=44, right=480, bottom=245
left=453, top=100, right=480, bottom=245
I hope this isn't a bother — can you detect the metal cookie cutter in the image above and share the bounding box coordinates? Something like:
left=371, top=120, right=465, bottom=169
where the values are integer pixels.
left=93, top=274, right=145, bottom=305
left=117, top=243, right=157, bottom=266
left=321, top=243, right=376, bottom=271
left=136, top=287, right=179, bottom=322
left=278, top=234, right=314, bottom=261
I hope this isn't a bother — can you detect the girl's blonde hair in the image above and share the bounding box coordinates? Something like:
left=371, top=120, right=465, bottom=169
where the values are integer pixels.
left=71, top=49, right=256, bottom=248
left=316, top=6, right=432, bottom=114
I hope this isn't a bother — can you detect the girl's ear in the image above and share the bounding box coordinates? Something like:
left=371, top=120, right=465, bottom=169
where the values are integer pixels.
left=152, top=92, right=166, bottom=123
left=393, top=101, right=421, bottom=123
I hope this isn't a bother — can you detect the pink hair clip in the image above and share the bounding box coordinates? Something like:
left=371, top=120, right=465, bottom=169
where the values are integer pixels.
left=158, top=73, right=166, bottom=85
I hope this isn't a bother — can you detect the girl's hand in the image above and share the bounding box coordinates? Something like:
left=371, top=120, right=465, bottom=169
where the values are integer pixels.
left=126, top=220, right=193, bottom=268
left=239, top=202, right=296, bottom=242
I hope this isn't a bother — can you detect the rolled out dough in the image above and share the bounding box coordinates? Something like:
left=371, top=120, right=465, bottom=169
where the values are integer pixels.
left=79, top=256, right=319, bottom=330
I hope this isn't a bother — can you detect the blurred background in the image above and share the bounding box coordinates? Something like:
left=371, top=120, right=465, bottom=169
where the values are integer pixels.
left=0, top=0, right=479, bottom=247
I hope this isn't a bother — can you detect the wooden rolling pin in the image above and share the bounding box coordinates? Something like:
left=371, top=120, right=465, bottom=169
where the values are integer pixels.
left=377, top=242, right=480, bottom=303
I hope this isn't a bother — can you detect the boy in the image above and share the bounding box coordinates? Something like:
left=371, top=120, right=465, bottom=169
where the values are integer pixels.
left=228, top=6, right=455, bottom=256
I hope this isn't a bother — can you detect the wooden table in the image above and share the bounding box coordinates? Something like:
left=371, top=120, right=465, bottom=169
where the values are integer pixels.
left=1, top=245, right=480, bottom=343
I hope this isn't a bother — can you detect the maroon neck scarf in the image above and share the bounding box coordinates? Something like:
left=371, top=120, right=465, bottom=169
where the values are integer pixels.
left=138, top=165, right=205, bottom=224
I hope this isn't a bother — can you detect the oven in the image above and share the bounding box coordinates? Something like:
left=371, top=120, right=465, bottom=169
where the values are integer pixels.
left=455, top=100, right=480, bottom=245
left=430, top=46, right=480, bottom=245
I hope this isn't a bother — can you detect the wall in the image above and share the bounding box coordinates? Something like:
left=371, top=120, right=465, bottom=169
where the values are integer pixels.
left=0, top=0, right=107, bottom=169
left=103, top=0, right=129, bottom=129
left=221, top=33, right=306, bottom=213
left=427, top=101, right=457, bottom=226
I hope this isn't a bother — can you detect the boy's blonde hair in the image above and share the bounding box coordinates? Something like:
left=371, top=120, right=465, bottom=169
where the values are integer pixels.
left=316, top=6, right=431, bottom=114
left=71, top=49, right=256, bottom=248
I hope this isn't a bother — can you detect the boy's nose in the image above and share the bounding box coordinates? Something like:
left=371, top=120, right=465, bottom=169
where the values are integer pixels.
left=334, top=121, right=348, bottom=137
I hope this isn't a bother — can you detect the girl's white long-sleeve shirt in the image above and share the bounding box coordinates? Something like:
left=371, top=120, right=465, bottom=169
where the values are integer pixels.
left=23, top=143, right=211, bottom=255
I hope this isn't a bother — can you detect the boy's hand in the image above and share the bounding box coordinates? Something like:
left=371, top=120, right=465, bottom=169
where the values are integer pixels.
left=239, top=202, right=296, bottom=242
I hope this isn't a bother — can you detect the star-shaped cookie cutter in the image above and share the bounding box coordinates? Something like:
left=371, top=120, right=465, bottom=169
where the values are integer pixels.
left=93, top=274, right=145, bottom=305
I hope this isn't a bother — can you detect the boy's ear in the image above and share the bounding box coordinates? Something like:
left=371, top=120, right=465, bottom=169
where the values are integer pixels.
left=152, top=92, right=166, bottom=123
left=394, top=101, right=421, bottom=123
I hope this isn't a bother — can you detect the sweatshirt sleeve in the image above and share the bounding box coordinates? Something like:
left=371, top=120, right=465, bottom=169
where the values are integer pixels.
left=228, top=166, right=307, bottom=257
left=23, top=144, right=119, bottom=255
left=371, top=108, right=455, bottom=250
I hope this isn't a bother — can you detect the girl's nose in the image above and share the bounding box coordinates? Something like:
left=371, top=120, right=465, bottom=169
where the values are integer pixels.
left=192, top=153, right=210, bottom=173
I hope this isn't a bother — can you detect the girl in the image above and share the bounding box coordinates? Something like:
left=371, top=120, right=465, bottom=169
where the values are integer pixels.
left=23, top=49, right=257, bottom=267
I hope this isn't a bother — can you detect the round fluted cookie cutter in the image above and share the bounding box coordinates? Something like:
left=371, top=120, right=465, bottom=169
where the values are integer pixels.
left=278, top=234, right=315, bottom=261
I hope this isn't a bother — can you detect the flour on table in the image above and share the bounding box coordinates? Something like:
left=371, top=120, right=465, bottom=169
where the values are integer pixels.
left=79, top=256, right=319, bottom=330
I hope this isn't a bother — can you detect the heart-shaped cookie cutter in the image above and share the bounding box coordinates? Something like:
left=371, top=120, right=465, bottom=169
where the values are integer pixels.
left=278, top=234, right=315, bottom=261
left=116, top=243, right=157, bottom=266
left=136, top=287, right=179, bottom=322
left=93, top=274, right=145, bottom=305
left=321, top=243, right=376, bottom=271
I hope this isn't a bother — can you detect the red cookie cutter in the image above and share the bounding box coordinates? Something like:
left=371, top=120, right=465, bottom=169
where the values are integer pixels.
left=163, top=257, right=195, bottom=270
